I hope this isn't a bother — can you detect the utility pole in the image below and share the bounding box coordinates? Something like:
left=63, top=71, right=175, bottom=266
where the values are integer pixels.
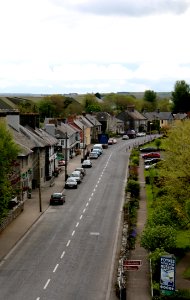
left=37, top=147, right=42, bottom=212
left=83, top=126, right=85, bottom=160
left=64, top=131, right=68, bottom=182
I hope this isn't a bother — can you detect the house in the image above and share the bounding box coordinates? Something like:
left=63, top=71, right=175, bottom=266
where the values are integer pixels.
left=83, top=113, right=102, bottom=143
left=44, top=118, right=80, bottom=161
left=143, top=111, right=174, bottom=132
left=116, top=105, right=147, bottom=133
left=1, top=110, right=59, bottom=201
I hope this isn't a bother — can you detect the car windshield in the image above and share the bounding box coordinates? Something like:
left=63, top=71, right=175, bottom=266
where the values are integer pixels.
left=52, top=193, right=62, bottom=198
left=68, top=178, right=76, bottom=182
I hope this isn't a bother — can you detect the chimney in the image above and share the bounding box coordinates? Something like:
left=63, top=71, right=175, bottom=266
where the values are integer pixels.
left=6, top=111, right=20, bottom=131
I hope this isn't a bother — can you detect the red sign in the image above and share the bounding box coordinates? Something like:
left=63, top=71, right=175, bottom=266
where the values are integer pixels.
left=123, top=260, right=142, bottom=266
left=123, top=265, right=139, bottom=271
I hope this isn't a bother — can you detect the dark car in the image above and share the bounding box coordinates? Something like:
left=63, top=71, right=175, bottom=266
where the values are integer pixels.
left=140, top=147, right=158, bottom=152
left=82, top=159, right=92, bottom=168
left=65, top=177, right=78, bottom=189
left=50, top=192, right=66, bottom=205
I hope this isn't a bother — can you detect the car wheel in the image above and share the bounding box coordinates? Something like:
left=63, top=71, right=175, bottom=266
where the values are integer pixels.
left=75, top=185, right=78, bottom=189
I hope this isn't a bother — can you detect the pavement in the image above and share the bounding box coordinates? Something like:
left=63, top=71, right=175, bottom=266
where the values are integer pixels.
left=0, top=149, right=151, bottom=300
left=0, top=153, right=82, bottom=263
left=125, top=156, right=152, bottom=299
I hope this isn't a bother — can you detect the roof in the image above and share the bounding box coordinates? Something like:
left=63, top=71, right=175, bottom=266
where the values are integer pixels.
left=84, top=114, right=102, bottom=126
left=143, top=111, right=174, bottom=121
left=8, top=125, right=36, bottom=156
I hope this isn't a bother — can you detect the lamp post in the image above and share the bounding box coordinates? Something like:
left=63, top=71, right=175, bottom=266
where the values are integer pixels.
left=150, top=122, right=153, bottom=141
left=64, top=132, right=68, bottom=182
left=82, top=126, right=85, bottom=160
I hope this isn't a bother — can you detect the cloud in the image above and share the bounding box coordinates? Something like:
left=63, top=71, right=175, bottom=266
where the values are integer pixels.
left=52, top=0, right=190, bottom=16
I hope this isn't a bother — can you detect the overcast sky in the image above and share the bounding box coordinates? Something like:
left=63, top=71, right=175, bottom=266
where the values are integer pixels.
left=1, top=0, right=190, bottom=95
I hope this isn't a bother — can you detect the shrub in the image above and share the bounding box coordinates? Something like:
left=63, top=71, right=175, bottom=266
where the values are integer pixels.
left=126, top=179, right=140, bottom=198
left=141, top=225, right=177, bottom=252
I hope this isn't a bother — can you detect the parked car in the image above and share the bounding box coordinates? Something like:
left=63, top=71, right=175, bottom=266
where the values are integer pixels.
left=140, top=147, right=158, bottom=152
left=122, top=135, right=129, bottom=140
left=69, top=170, right=82, bottom=183
left=92, top=144, right=103, bottom=154
left=89, top=151, right=99, bottom=159
left=108, top=138, right=114, bottom=145
left=136, top=132, right=146, bottom=137
left=58, top=160, right=66, bottom=166
left=75, top=167, right=86, bottom=177
left=91, top=148, right=101, bottom=156
left=82, top=159, right=92, bottom=168
left=144, top=163, right=157, bottom=170
left=50, top=192, right=65, bottom=205
left=65, top=177, right=78, bottom=189
left=144, top=158, right=162, bottom=165
left=142, top=152, right=160, bottom=159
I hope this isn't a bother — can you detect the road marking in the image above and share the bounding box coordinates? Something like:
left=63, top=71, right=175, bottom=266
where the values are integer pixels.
left=83, top=208, right=86, bottom=213
left=90, top=232, right=100, bottom=236
left=36, top=297, right=40, bottom=300
left=76, top=222, right=79, bottom=227
left=44, top=279, right=51, bottom=289
left=95, top=184, right=98, bottom=188
left=86, top=202, right=89, bottom=207
left=93, top=188, right=96, bottom=192
left=91, top=192, right=94, bottom=197
left=66, top=240, right=71, bottom=247
left=80, top=214, right=83, bottom=220
left=53, top=264, right=59, bottom=273
left=72, top=230, right=75, bottom=236
left=61, top=251, right=65, bottom=259
left=89, top=197, right=91, bottom=201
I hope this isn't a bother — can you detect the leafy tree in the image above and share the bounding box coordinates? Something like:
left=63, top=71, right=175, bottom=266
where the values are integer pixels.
left=144, top=90, right=157, bottom=103
left=172, top=80, right=190, bottom=113
left=83, top=94, right=101, bottom=112
left=155, top=138, right=161, bottom=149
left=143, top=90, right=157, bottom=111
left=0, top=121, right=20, bottom=220
left=141, top=225, right=177, bottom=252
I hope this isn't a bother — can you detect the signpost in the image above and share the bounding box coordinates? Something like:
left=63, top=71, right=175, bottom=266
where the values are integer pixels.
left=123, top=260, right=142, bottom=271
left=160, top=255, right=176, bottom=295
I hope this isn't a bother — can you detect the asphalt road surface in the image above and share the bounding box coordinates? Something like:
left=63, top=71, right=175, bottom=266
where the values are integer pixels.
left=0, top=138, right=144, bottom=300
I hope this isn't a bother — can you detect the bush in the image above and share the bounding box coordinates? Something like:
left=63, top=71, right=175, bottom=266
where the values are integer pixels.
left=126, top=179, right=140, bottom=198
left=141, top=225, right=177, bottom=252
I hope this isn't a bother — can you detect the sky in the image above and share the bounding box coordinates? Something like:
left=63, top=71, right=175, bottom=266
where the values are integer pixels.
left=1, top=0, right=190, bottom=95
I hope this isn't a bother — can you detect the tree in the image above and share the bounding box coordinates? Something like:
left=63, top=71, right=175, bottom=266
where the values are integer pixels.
left=83, top=94, right=101, bottom=112
left=143, top=90, right=157, bottom=111
left=0, top=121, right=20, bottom=220
left=172, top=80, right=190, bottom=113
left=141, top=225, right=176, bottom=252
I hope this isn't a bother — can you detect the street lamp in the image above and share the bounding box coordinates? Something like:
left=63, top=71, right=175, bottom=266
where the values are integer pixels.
left=64, top=132, right=68, bottom=182
left=150, top=122, right=153, bottom=141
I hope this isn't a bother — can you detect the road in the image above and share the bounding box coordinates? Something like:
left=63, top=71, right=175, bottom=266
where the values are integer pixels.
left=0, top=138, right=143, bottom=300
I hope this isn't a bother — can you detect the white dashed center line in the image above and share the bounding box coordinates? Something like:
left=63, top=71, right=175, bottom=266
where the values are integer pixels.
left=53, top=264, right=59, bottom=273
left=44, top=279, right=50, bottom=289
left=66, top=240, right=71, bottom=247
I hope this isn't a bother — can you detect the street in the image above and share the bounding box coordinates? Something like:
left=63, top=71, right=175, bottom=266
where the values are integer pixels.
left=0, top=138, right=139, bottom=300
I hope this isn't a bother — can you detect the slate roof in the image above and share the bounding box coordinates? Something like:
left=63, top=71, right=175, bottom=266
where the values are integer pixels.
left=8, top=125, right=35, bottom=156
left=143, top=111, right=174, bottom=121
left=84, top=114, right=102, bottom=126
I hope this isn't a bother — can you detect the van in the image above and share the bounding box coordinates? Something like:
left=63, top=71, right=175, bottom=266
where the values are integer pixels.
left=93, top=144, right=103, bottom=154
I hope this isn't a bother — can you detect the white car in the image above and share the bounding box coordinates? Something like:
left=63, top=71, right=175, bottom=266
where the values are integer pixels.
left=122, top=135, right=129, bottom=140
left=89, top=151, right=99, bottom=159
left=69, top=170, right=82, bottom=183
left=136, top=132, right=146, bottom=137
